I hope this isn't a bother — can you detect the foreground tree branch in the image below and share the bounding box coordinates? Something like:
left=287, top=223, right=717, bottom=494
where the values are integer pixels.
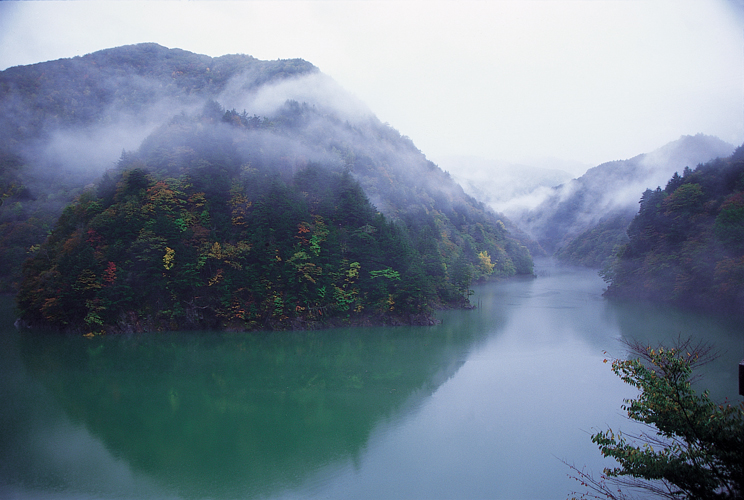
left=567, top=337, right=744, bottom=499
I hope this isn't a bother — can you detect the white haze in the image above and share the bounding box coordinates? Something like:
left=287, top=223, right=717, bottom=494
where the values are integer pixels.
left=494, top=185, right=564, bottom=216
left=0, top=0, right=742, bottom=171
left=504, top=135, right=736, bottom=247
left=23, top=94, right=207, bottom=189
left=437, top=155, right=574, bottom=213
left=219, top=72, right=373, bottom=124
left=20, top=69, right=378, bottom=186
left=37, top=120, right=158, bottom=177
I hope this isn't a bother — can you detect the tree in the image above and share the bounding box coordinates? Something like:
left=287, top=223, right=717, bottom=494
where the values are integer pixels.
left=567, top=338, right=744, bottom=500
left=603, top=154, right=744, bottom=313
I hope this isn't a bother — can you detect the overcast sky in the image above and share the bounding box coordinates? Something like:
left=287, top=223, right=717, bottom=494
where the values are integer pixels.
left=1, top=0, right=742, bottom=171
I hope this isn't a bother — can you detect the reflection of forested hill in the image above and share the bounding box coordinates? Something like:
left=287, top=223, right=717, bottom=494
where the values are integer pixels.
left=18, top=317, right=484, bottom=498
left=6, top=44, right=531, bottom=330
left=603, top=146, right=744, bottom=313
left=512, top=134, right=734, bottom=267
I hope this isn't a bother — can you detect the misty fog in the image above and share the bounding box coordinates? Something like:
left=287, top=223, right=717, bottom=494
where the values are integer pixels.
left=1, top=30, right=743, bottom=500
left=443, top=134, right=736, bottom=256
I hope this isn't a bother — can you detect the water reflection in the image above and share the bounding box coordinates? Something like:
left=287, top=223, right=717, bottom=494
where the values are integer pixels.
left=604, top=298, right=744, bottom=401
left=13, top=306, right=491, bottom=499
left=0, top=307, right=177, bottom=499
left=266, top=264, right=631, bottom=500
left=2, top=261, right=742, bottom=500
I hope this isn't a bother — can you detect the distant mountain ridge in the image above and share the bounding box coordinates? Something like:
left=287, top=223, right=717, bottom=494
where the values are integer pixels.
left=508, top=134, right=735, bottom=265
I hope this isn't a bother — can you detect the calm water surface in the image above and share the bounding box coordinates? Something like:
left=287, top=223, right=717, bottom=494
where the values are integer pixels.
left=1, top=260, right=742, bottom=499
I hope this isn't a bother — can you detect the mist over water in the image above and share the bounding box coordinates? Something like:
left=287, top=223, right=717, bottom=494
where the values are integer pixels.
left=2, top=260, right=742, bottom=499
left=1, top=39, right=741, bottom=499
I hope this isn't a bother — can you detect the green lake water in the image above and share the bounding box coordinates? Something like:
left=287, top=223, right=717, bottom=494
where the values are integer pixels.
left=1, top=260, right=742, bottom=499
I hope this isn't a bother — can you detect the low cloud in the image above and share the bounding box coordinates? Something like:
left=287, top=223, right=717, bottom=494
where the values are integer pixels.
left=219, top=71, right=373, bottom=123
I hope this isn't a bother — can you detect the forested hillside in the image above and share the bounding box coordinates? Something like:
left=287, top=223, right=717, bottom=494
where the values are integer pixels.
left=511, top=135, right=734, bottom=267
left=602, top=146, right=744, bottom=313
left=0, top=43, right=316, bottom=292
left=5, top=44, right=532, bottom=332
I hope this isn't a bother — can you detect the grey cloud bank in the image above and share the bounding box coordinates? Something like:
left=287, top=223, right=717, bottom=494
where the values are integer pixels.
left=0, top=0, right=741, bottom=170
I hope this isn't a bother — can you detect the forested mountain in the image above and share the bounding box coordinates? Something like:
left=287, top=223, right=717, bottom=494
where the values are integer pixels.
left=509, top=135, right=734, bottom=267
left=602, top=146, right=744, bottom=313
left=3, top=44, right=532, bottom=332
left=0, top=43, right=316, bottom=292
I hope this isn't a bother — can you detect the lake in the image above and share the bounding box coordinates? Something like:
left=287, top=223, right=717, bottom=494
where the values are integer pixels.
left=1, top=259, right=742, bottom=499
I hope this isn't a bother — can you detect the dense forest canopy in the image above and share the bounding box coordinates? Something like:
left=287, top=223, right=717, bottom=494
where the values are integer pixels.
left=602, top=145, right=744, bottom=314
left=0, top=43, right=319, bottom=292
left=3, top=44, right=532, bottom=333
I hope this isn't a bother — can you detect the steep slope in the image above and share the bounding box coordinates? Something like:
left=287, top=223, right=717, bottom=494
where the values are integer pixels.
left=509, top=134, right=735, bottom=265
left=0, top=43, right=314, bottom=147
left=603, top=146, right=744, bottom=313
left=0, top=43, right=317, bottom=291
left=1, top=44, right=531, bottom=300
left=8, top=44, right=532, bottom=332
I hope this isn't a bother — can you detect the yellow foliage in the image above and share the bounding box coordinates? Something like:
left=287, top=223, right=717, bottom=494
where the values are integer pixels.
left=74, top=269, right=102, bottom=291
left=188, top=192, right=207, bottom=208
left=346, top=261, right=360, bottom=282
left=208, top=269, right=224, bottom=287
left=230, top=192, right=251, bottom=227
left=477, top=250, right=495, bottom=275
left=208, top=242, right=223, bottom=260
left=163, top=247, right=175, bottom=270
